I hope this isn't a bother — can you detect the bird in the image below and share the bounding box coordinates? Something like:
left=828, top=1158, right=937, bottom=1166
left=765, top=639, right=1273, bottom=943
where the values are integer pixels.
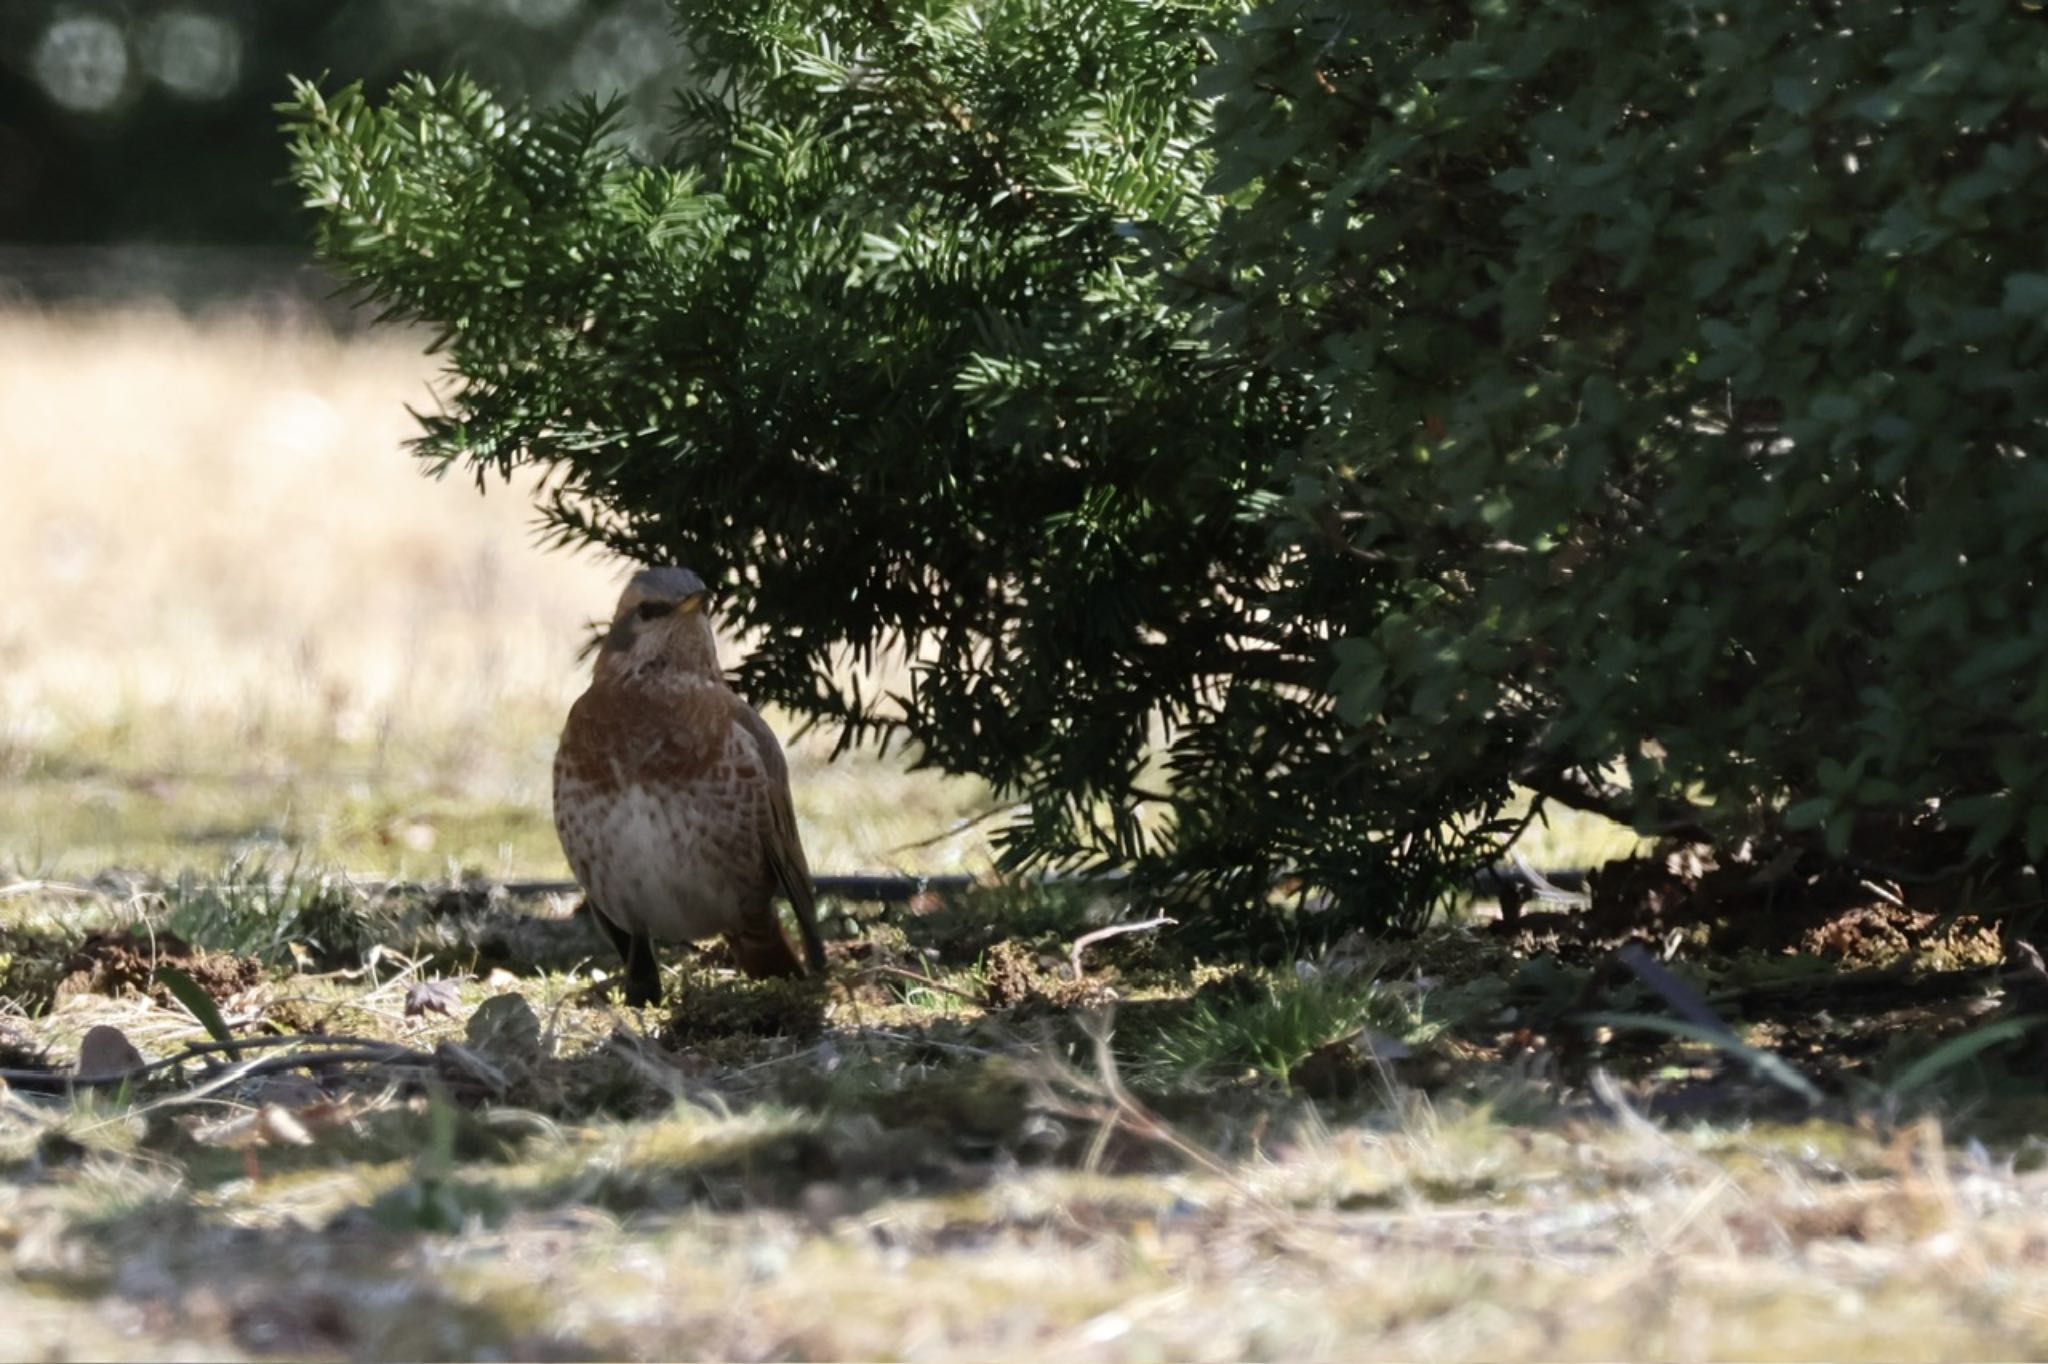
left=552, top=565, right=825, bottom=1006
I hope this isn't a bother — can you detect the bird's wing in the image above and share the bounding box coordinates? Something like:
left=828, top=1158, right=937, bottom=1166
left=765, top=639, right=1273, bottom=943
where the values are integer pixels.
left=731, top=699, right=826, bottom=974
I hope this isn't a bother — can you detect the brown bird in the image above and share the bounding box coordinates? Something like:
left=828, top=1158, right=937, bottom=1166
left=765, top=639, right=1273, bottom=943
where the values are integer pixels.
left=552, top=566, right=824, bottom=1006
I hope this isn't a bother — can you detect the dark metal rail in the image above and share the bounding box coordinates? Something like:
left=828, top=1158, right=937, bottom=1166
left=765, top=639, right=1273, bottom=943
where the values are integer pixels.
left=412, top=865, right=1592, bottom=905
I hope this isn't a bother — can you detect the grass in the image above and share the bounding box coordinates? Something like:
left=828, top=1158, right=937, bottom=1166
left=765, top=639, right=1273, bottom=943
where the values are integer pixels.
left=1139, top=970, right=1441, bottom=1086
left=1, top=869, right=2045, bottom=1361
left=0, top=306, right=997, bottom=882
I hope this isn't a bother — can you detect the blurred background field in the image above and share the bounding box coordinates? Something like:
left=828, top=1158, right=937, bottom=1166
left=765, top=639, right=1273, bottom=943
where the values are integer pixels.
left=0, top=0, right=1022, bottom=881
left=0, top=306, right=998, bottom=882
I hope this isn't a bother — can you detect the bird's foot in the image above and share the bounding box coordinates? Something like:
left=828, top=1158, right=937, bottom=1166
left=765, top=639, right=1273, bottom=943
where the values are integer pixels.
left=576, top=973, right=664, bottom=1011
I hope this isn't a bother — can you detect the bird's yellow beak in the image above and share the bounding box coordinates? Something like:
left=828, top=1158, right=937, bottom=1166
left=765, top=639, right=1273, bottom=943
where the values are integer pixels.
left=678, top=592, right=706, bottom=615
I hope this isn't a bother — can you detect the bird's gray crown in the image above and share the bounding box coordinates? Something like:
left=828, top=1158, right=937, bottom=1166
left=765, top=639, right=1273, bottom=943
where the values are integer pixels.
left=629, top=566, right=708, bottom=601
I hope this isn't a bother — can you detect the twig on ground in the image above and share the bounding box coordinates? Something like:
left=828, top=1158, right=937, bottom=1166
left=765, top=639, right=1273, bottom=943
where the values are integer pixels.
left=1513, top=852, right=1593, bottom=908
left=0, top=1068, right=100, bottom=1091
left=3, top=1032, right=434, bottom=1099
left=857, top=1028, right=1001, bottom=1060
left=122, top=1044, right=432, bottom=1119
left=1705, top=963, right=1997, bottom=1014
left=1069, top=916, right=1176, bottom=981
left=147, top=1032, right=403, bottom=1063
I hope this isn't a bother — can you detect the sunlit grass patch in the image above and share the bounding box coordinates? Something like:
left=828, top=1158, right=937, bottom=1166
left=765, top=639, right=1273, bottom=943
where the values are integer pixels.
left=1497, top=790, right=1650, bottom=871
left=0, top=308, right=1006, bottom=881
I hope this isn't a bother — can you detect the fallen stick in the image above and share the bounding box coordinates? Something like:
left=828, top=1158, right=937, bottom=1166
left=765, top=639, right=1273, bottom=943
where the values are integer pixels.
left=1069, top=916, right=1176, bottom=980
left=0, top=1033, right=430, bottom=1096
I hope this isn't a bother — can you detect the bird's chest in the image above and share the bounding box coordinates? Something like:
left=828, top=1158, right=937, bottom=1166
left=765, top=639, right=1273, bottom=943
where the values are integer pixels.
left=557, top=780, right=756, bottom=939
left=553, top=681, right=767, bottom=941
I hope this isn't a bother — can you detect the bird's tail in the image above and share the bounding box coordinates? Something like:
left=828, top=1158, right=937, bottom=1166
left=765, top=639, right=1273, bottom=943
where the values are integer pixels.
left=765, top=836, right=826, bottom=974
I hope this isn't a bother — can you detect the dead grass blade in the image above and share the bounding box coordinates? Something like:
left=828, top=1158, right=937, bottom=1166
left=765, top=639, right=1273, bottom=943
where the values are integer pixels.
left=1582, top=1011, right=1823, bottom=1106
left=1023, top=1009, right=1353, bottom=1263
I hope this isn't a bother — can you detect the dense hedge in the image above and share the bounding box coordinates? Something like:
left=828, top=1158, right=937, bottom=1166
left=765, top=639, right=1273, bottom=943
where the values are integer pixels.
left=1203, top=0, right=2048, bottom=872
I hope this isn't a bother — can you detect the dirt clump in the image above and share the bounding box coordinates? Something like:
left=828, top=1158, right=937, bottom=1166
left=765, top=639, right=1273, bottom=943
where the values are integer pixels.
left=979, top=940, right=1116, bottom=1015
left=260, top=996, right=338, bottom=1036
left=56, top=929, right=267, bottom=1010
left=980, top=941, right=1041, bottom=1009
left=1797, top=903, right=2001, bottom=969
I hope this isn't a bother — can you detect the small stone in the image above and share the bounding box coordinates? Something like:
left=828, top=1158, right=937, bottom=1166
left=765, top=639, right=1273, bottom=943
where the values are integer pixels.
left=75, top=1024, right=145, bottom=1081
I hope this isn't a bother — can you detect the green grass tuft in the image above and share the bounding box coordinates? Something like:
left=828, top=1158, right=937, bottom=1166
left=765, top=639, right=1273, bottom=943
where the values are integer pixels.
left=1141, top=970, right=1450, bottom=1086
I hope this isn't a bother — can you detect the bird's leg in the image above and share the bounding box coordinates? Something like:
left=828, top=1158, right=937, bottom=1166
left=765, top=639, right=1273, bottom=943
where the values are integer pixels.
left=585, top=899, right=635, bottom=966
left=585, top=900, right=663, bottom=1007
left=623, top=932, right=663, bottom=1008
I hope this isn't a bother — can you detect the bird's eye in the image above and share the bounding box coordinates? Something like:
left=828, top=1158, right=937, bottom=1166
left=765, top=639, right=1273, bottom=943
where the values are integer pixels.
left=636, top=600, right=675, bottom=621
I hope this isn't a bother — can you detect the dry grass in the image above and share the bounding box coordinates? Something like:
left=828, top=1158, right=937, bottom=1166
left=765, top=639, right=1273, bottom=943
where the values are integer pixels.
left=14, top=1104, right=2048, bottom=1361
left=0, top=306, right=992, bottom=880
left=0, top=849, right=2040, bottom=1360
left=1, top=870, right=2045, bottom=1362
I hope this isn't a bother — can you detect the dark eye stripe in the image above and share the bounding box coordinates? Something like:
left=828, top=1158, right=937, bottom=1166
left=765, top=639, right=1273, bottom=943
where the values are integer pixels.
left=636, top=600, right=676, bottom=621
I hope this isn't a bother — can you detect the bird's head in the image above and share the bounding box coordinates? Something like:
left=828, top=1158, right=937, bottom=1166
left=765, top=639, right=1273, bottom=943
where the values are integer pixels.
left=593, top=565, right=722, bottom=682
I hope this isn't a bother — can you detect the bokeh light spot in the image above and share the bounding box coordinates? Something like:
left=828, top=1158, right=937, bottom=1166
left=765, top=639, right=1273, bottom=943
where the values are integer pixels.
left=566, top=9, right=670, bottom=100
left=142, top=9, right=243, bottom=102
left=33, top=15, right=132, bottom=114
left=501, top=0, right=583, bottom=26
